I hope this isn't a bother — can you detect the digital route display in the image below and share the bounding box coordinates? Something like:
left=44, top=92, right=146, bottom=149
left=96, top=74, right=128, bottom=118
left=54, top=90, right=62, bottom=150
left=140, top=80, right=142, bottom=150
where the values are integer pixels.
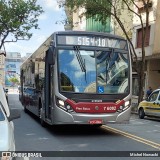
left=57, top=35, right=127, bottom=50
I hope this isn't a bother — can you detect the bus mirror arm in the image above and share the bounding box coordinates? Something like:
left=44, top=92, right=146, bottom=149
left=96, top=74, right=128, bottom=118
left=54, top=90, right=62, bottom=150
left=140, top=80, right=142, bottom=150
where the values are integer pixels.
left=47, top=47, right=55, bottom=65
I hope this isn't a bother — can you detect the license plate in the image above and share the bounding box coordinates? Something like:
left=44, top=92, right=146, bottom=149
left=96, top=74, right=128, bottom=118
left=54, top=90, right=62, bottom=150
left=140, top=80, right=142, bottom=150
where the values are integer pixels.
left=89, top=119, right=103, bottom=124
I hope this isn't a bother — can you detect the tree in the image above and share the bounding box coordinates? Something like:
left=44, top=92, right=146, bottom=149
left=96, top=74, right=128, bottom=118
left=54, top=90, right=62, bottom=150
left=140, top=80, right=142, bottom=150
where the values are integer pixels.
left=9, top=77, right=19, bottom=85
left=61, top=0, right=152, bottom=103
left=0, top=0, right=43, bottom=53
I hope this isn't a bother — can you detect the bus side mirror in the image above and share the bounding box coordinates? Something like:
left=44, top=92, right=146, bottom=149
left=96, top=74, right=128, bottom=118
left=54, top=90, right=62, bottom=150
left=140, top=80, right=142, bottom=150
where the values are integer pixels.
left=5, top=88, right=8, bottom=93
left=47, top=47, right=55, bottom=65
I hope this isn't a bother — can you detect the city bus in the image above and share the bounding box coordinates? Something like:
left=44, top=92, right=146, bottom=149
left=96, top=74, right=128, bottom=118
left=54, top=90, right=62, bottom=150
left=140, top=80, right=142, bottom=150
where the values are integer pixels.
left=20, top=31, right=132, bottom=126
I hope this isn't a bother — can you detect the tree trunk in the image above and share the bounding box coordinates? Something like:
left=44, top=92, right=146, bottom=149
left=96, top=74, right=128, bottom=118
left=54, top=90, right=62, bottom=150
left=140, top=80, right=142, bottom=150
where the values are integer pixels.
left=138, top=61, right=145, bottom=103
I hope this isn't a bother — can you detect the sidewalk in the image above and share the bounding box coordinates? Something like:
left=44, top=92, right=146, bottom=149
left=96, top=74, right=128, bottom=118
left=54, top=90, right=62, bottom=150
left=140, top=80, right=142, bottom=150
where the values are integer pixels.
left=131, top=105, right=138, bottom=114
left=8, top=88, right=19, bottom=94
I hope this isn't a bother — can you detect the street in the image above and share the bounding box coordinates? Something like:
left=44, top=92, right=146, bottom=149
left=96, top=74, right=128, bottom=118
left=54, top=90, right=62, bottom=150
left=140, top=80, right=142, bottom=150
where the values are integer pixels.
left=8, top=90, right=160, bottom=160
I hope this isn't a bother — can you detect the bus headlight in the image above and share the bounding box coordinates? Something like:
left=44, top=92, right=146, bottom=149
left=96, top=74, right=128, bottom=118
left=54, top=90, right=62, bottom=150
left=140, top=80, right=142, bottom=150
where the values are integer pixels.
left=125, top=101, right=130, bottom=107
left=57, top=99, right=66, bottom=110
left=117, top=101, right=130, bottom=113
left=56, top=97, right=74, bottom=113
left=58, top=99, right=65, bottom=106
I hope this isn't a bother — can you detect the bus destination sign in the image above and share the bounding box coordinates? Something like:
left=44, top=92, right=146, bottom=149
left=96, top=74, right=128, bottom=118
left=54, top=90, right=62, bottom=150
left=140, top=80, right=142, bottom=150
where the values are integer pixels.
left=57, top=35, right=127, bottom=50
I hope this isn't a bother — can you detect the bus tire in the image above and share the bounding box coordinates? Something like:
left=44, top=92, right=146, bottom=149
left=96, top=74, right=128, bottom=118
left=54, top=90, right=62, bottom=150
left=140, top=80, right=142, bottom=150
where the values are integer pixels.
left=93, top=124, right=102, bottom=127
left=40, top=118, right=46, bottom=127
left=24, top=103, right=28, bottom=113
left=139, top=108, right=145, bottom=119
left=39, top=107, right=46, bottom=127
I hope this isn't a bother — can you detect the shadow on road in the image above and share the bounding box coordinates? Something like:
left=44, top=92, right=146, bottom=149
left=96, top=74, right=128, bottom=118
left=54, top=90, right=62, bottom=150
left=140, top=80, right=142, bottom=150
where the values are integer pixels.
left=24, top=109, right=119, bottom=137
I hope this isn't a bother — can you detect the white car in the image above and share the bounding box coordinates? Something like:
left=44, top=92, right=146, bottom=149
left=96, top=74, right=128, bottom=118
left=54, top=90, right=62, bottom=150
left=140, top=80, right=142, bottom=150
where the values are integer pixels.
left=0, top=85, right=20, bottom=154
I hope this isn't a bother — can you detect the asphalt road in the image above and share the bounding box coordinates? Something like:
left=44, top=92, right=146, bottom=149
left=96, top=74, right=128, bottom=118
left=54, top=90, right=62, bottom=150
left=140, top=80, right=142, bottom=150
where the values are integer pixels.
left=8, top=91, right=160, bottom=160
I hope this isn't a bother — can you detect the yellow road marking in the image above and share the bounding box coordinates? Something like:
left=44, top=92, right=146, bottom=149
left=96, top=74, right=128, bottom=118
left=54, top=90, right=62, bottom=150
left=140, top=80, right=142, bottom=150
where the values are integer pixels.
left=101, top=125, right=160, bottom=150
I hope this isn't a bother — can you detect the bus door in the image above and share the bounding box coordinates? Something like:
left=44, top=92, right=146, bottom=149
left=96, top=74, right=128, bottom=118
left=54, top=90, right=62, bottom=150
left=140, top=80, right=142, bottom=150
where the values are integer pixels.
left=48, top=65, right=54, bottom=120
left=45, top=48, right=54, bottom=120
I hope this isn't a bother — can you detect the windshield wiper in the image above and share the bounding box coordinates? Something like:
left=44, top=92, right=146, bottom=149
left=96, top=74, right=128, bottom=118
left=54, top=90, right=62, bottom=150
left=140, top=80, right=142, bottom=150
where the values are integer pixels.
left=73, top=46, right=87, bottom=81
left=74, top=46, right=86, bottom=72
left=105, top=49, right=114, bottom=83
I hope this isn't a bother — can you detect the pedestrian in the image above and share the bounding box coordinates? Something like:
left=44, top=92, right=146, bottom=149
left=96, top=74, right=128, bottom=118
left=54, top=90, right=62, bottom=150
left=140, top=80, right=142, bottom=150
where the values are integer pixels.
left=146, top=86, right=152, bottom=98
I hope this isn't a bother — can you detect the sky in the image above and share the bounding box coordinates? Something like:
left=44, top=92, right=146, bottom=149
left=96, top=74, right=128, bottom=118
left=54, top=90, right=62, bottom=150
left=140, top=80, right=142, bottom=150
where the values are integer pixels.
left=5, top=0, right=65, bottom=57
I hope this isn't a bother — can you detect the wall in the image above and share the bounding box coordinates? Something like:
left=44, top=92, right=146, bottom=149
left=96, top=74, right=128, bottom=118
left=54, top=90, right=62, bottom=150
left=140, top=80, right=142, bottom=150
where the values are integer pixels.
left=72, top=7, right=86, bottom=31
left=153, top=0, right=160, bottom=54
left=111, top=1, right=133, bottom=38
left=132, top=0, right=157, bottom=58
left=148, top=59, right=160, bottom=89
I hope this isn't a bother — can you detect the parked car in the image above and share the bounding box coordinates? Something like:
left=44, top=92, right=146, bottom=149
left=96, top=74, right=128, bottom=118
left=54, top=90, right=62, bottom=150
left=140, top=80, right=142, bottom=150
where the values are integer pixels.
left=138, top=88, right=160, bottom=119
left=0, top=85, right=21, bottom=153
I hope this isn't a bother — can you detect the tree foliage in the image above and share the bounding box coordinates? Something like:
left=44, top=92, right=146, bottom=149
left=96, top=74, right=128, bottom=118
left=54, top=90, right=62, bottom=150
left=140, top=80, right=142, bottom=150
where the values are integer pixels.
left=61, top=0, right=152, bottom=103
left=0, top=0, right=43, bottom=51
left=9, top=77, right=19, bottom=84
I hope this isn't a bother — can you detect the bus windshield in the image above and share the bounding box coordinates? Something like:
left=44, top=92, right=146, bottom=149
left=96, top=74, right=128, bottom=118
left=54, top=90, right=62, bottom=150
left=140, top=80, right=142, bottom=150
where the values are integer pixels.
left=58, top=49, right=129, bottom=94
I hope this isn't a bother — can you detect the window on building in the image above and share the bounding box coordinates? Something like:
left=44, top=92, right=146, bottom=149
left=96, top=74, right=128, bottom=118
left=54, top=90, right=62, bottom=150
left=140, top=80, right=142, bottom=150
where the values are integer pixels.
left=137, top=26, right=150, bottom=48
left=6, top=59, right=21, bottom=62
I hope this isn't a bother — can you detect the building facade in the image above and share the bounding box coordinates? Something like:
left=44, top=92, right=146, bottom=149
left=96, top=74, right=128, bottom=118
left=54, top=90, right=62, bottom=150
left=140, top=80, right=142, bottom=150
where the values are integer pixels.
left=64, top=1, right=133, bottom=38
left=64, top=3, right=111, bottom=32
left=132, top=0, right=160, bottom=106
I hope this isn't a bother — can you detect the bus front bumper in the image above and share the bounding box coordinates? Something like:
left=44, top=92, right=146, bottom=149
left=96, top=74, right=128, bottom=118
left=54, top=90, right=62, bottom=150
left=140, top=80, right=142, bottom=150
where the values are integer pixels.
left=53, top=106, right=131, bottom=124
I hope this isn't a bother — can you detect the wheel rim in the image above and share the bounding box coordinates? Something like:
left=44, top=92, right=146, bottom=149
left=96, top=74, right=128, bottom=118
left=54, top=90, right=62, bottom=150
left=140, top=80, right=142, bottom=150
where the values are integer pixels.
left=139, top=109, right=143, bottom=117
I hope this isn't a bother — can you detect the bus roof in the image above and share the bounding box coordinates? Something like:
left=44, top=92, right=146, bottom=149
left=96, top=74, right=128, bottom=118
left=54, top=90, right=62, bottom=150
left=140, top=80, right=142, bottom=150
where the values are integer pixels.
left=20, top=31, right=127, bottom=69
left=54, top=30, right=126, bottom=40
